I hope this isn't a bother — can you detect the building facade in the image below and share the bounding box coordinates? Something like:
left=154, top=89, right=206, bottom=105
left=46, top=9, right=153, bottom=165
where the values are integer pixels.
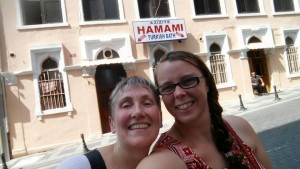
left=0, top=0, right=299, bottom=158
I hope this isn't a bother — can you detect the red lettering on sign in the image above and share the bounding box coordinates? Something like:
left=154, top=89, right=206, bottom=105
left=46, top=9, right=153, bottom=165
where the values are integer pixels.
left=172, top=24, right=182, bottom=32
left=137, top=26, right=145, bottom=34
left=164, top=25, right=171, bottom=32
left=147, top=26, right=154, bottom=33
left=154, top=25, right=163, bottom=33
left=137, top=24, right=184, bottom=34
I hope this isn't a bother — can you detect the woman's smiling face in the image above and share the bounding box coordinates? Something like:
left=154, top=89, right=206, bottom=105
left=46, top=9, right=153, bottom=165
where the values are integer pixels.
left=156, top=60, right=209, bottom=124
left=110, top=85, right=161, bottom=148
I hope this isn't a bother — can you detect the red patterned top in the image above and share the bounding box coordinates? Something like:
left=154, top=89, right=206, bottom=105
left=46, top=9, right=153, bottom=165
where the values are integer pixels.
left=153, top=124, right=264, bottom=169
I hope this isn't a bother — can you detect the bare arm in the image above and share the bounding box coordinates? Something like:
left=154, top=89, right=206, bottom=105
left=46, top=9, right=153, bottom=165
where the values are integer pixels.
left=259, top=77, right=265, bottom=86
left=224, top=115, right=273, bottom=169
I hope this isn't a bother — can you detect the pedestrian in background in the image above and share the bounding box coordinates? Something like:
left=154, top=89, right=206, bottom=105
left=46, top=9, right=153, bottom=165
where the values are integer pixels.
left=57, top=76, right=162, bottom=169
left=137, top=51, right=273, bottom=169
left=251, top=72, right=265, bottom=95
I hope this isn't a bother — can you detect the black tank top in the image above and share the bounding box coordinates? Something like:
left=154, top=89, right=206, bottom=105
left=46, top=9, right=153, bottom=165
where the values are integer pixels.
left=84, top=149, right=107, bottom=169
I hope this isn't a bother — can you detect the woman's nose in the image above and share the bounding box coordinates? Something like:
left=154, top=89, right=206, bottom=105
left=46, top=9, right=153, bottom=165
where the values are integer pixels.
left=173, top=85, right=186, bottom=98
left=131, top=104, right=145, bottom=118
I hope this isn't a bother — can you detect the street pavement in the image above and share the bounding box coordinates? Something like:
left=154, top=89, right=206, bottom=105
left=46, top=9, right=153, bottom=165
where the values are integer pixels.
left=241, top=96, right=300, bottom=169
left=2, top=85, right=300, bottom=169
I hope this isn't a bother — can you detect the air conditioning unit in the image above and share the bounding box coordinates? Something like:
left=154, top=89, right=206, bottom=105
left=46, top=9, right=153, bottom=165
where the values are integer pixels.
left=103, top=48, right=113, bottom=59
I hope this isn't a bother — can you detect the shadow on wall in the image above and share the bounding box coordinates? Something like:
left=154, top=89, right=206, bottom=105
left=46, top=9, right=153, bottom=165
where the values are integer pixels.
left=269, top=48, right=286, bottom=74
left=257, top=119, right=300, bottom=169
left=0, top=3, right=8, bottom=71
left=6, top=77, right=31, bottom=140
left=63, top=45, right=75, bottom=66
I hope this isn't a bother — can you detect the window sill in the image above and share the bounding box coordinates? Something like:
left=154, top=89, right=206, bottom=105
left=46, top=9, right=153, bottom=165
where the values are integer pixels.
left=287, top=73, right=300, bottom=79
left=192, top=14, right=229, bottom=20
left=216, top=82, right=236, bottom=89
left=79, top=19, right=127, bottom=26
left=17, top=23, right=69, bottom=30
left=36, top=105, right=73, bottom=118
left=272, top=12, right=300, bottom=16
left=134, top=17, right=177, bottom=22
left=235, top=13, right=267, bottom=18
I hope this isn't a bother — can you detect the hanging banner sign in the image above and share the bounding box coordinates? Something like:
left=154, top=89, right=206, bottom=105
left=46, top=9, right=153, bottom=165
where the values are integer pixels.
left=132, top=19, right=187, bottom=43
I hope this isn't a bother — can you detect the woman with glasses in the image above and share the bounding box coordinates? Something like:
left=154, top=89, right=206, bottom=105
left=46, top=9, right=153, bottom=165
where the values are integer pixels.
left=57, top=76, right=162, bottom=169
left=137, top=51, right=272, bottom=169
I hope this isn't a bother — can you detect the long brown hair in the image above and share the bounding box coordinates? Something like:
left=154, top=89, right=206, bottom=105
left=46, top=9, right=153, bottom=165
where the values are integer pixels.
left=154, top=51, right=248, bottom=168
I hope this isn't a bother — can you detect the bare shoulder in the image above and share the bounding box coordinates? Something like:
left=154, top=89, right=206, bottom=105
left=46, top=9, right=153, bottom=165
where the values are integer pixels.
left=137, top=149, right=187, bottom=169
left=224, top=115, right=273, bottom=169
left=223, top=115, right=258, bottom=147
left=223, top=115, right=254, bottom=134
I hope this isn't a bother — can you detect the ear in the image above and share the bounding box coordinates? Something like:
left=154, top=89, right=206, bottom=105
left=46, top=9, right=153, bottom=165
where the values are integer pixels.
left=109, top=116, right=116, bottom=134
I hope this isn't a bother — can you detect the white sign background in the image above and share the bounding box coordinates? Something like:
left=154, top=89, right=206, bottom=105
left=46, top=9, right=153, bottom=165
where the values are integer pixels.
left=132, top=19, right=188, bottom=43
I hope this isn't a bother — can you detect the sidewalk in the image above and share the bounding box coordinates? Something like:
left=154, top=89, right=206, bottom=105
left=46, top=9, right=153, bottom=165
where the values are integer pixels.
left=221, top=86, right=300, bottom=115
left=3, top=85, right=300, bottom=169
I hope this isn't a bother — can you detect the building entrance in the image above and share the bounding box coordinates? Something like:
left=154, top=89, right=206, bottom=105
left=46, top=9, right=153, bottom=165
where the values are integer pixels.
left=247, top=49, right=270, bottom=92
left=95, top=64, right=126, bottom=133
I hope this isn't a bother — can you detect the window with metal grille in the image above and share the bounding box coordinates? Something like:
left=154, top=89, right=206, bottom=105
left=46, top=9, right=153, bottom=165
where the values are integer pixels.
left=38, top=58, right=66, bottom=110
left=209, top=43, right=227, bottom=84
left=193, top=0, right=221, bottom=15
left=286, top=37, right=300, bottom=74
left=236, top=0, right=259, bottom=13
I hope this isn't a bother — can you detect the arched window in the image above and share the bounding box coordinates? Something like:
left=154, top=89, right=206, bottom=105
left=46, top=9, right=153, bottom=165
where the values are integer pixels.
left=152, top=47, right=167, bottom=84
left=38, top=57, right=66, bottom=110
left=248, top=36, right=261, bottom=44
left=209, top=43, right=227, bottom=84
left=147, top=42, right=171, bottom=82
left=154, top=48, right=166, bottom=66
left=285, top=36, right=299, bottom=74
left=96, top=48, right=119, bottom=60
left=210, top=43, right=221, bottom=54
left=285, top=36, right=294, bottom=46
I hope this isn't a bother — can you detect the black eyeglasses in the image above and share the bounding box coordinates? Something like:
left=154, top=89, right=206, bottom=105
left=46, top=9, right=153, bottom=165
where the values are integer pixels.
left=157, top=76, right=203, bottom=95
